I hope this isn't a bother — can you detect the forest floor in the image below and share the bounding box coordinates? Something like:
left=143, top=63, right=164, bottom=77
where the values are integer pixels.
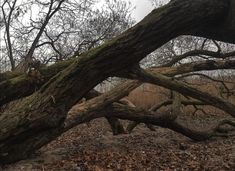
left=1, top=115, right=235, bottom=171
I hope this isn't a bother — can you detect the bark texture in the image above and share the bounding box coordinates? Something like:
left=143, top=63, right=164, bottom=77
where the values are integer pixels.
left=0, top=0, right=235, bottom=164
left=1, top=59, right=234, bottom=106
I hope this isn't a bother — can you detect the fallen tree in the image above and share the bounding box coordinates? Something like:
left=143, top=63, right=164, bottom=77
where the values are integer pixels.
left=0, top=0, right=235, bottom=164
left=1, top=59, right=234, bottom=106
left=67, top=82, right=235, bottom=142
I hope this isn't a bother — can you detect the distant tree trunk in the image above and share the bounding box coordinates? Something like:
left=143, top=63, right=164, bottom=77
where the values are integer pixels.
left=1, top=0, right=17, bottom=70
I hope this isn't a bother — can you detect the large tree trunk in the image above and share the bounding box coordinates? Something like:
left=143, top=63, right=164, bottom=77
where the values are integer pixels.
left=0, top=0, right=235, bottom=164
left=1, top=59, right=234, bottom=107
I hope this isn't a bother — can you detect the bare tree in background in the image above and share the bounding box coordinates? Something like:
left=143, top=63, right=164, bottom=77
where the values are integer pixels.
left=0, top=0, right=134, bottom=71
left=1, top=0, right=18, bottom=70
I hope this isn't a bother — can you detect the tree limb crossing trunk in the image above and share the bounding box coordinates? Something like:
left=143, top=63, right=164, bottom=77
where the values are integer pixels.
left=0, top=0, right=235, bottom=164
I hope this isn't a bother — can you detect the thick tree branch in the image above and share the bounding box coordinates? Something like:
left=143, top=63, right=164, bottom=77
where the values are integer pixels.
left=1, top=59, right=234, bottom=107
left=109, top=104, right=235, bottom=141
left=0, top=0, right=235, bottom=163
left=66, top=97, right=235, bottom=142
left=126, top=68, right=235, bottom=117
left=0, top=59, right=73, bottom=106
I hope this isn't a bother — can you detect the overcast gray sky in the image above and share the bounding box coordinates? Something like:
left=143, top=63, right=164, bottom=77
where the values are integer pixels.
left=129, top=0, right=154, bottom=22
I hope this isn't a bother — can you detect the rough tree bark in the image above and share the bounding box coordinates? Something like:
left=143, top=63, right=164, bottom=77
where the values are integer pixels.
left=0, top=0, right=235, bottom=164
left=1, top=60, right=234, bottom=106
left=67, top=82, right=235, bottom=142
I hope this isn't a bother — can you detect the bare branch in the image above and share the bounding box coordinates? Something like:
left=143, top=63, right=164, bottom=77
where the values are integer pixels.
left=125, top=68, right=235, bottom=117
left=162, top=49, right=235, bottom=67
